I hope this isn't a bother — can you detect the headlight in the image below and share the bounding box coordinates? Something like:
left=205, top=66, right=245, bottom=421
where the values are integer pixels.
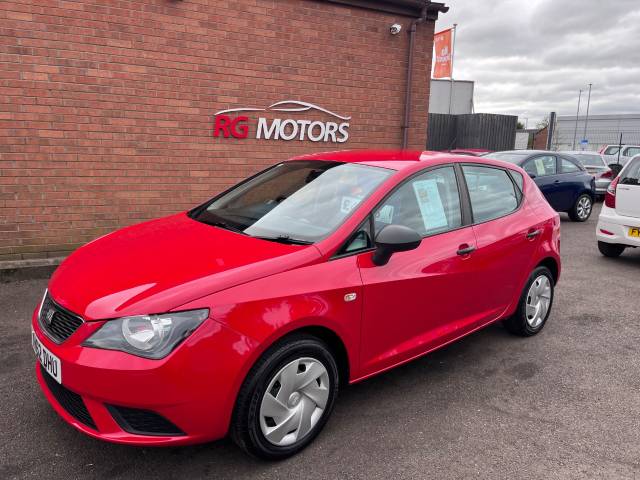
left=83, top=309, right=209, bottom=359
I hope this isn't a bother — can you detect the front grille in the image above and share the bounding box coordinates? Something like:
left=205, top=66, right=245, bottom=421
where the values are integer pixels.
left=107, top=404, right=185, bottom=436
left=39, top=294, right=83, bottom=343
left=40, top=365, right=96, bottom=430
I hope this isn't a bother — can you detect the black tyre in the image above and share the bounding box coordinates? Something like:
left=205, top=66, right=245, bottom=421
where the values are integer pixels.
left=598, top=241, right=625, bottom=258
left=568, top=194, right=593, bottom=222
left=230, top=334, right=339, bottom=460
left=503, top=266, right=554, bottom=337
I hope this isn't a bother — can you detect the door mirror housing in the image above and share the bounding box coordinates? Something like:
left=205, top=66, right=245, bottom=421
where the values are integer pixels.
left=372, top=224, right=421, bottom=266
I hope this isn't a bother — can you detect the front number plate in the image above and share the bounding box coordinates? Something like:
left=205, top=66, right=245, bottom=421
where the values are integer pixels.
left=629, top=228, right=640, bottom=238
left=32, top=328, right=62, bottom=384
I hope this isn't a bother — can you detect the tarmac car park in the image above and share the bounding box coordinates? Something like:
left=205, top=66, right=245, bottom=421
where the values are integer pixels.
left=3, top=195, right=639, bottom=478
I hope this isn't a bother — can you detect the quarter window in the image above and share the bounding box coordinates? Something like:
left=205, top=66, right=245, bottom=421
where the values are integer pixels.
left=340, top=221, right=373, bottom=254
left=523, top=155, right=556, bottom=177
left=373, top=166, right=462, bottom=237
left=462, top=165, right=519, bottom=223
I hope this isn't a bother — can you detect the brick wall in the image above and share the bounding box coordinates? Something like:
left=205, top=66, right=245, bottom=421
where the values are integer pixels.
left=0, top=0, right=435, bottom=262
left=533, top=126, right=549, bottom=150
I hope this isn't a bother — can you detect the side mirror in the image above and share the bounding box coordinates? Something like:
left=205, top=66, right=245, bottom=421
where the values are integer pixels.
left=372, top=224, right=421, bottom=266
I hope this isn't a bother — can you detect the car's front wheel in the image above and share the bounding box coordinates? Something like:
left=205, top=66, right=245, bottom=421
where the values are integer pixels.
left=568, top=194, right=593, bottom=222
left=231, top=334, right=339, bottom=460
left=503, top=266, right=554, bottom=336
left=598, top=241, right=626, bottom=257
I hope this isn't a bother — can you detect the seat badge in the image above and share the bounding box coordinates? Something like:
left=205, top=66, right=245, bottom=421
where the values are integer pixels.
left=344, top=293, right=357, bottom=302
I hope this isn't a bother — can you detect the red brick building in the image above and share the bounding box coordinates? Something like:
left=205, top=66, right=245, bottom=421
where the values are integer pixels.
left=0, top=0, right=447, bottom=264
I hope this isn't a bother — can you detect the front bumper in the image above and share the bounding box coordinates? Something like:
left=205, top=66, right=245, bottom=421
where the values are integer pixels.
left=596, top=205, right=640, bottom=248
left=32, top=305, right=258, bottom=446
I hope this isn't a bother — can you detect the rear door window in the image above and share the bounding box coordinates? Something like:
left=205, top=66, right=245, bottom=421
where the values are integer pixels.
left=623, top=147, right=640, bottom=158
left=523, top=155, right=556, bottom=177
left=560, top=158, right=581, bottom=173
left=463, top=165, right=520, bottom=223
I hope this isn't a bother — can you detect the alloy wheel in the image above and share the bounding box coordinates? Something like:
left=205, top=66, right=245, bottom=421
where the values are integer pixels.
left=577, top=196, right=592, bottom=220
left=525, top=275, right=552, bottom=328
left=259, top=357, right=330, bottom=446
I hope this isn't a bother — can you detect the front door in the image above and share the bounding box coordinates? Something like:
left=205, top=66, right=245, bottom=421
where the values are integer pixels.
left=357, top=165, right=482, bottom=378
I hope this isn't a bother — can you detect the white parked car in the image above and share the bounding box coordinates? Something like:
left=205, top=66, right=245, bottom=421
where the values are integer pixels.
left=596, top=155, right=640, bottom=257
left=600, top=144, right=640, bottom=166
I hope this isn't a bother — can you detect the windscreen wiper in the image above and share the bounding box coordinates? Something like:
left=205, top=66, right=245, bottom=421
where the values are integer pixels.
left=205, top=221, right=247, bottom=235
left=255, top=235, right=313, bottom=245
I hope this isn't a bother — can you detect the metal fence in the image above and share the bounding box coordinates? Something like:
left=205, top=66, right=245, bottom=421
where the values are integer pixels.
left=551, top=114, right=640, bottom=152
left=427, top=113, right=517, bottom=151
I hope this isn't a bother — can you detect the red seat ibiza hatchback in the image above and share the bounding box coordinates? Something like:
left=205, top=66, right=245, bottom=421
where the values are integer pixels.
left=32, top=150, right=560, bottom=459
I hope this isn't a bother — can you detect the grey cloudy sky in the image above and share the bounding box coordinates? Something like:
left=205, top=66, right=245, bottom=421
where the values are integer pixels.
left=435, top=0, right=640, bottom=125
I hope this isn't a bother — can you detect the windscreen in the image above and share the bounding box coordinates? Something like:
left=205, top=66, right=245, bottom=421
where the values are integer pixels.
left=191, top=161, right=392, bottom=244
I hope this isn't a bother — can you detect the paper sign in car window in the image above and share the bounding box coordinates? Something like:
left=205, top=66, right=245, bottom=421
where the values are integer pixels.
left=412, top=179, right=448, bottom=231
left=340, top=196, right=362, bottom=214
left=375, top=204, right=394, bottom=224
left=534, top=158, right=546, bottom=176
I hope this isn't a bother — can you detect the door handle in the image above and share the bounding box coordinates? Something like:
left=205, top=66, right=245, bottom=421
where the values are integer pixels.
left=526, top=229, right=542, bottom=239
left=457, top=245, right=476, bottom=256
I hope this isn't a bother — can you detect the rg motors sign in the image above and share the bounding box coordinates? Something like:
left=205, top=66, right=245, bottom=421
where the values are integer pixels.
left=213, top=100, right=350, bottom=143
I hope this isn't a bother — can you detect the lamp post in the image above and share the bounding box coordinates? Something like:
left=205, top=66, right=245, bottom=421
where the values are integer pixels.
left=572, top=89, right=582, bottom=150
left=582, top=83, right=592, bottom=150
left=447, top=23, right=458, bottom=115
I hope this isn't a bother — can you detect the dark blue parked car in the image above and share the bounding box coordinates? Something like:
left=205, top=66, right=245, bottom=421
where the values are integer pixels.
left=483, top=150, right=596, bottom=222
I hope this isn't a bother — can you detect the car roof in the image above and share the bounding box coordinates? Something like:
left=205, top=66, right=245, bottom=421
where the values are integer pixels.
left=491, top=150, right=555, bottom=155
left=562, top=151, right=602, bottom=155
left=288, top=149, right=507, bottom=171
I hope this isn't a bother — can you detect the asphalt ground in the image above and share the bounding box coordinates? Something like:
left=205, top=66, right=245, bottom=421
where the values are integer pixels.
left=1, top=204, right=639, bottom=480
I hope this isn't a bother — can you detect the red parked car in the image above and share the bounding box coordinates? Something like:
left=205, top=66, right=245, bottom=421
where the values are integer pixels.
left=32, top=150, right=561, bottom=459
left=449, top=148, right=491, bottom=156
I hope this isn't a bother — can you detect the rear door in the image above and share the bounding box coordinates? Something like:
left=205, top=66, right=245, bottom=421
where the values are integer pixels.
left=555, top=156, right=590, bottom=211
left=522, top=155, right=563, bottom=209
left=462, top=165, right=541, bottom=317
left=616, top=158, right=640, bottom=218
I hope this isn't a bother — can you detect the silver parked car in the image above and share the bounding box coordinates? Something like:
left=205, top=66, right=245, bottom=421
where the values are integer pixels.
left=562, top=151, right=613, bottom=197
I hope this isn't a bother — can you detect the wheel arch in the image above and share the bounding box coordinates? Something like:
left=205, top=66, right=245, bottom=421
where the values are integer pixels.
left=536, top=257, right=559, bottom=285
left=258, top=325, right=351, bottom=388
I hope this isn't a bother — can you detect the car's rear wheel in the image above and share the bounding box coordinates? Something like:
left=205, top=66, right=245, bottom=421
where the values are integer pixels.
left=568, top=194, right=593, bottom=222
left=598, top=241, right=626, bottom=257
left=231, top=334, right=339, bottom=460
left=503, top=266, right=554, bottom=336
